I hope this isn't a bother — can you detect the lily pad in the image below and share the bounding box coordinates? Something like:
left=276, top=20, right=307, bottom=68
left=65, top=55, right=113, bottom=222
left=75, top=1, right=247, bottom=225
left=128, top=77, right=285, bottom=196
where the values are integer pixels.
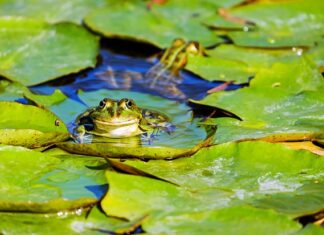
left=190, top=58, right=324, bottom=143
left=0, top=145, right=107, bottom=212
left=0, top=0, right=108, bottom=24
left=122, top=141, right=324, bottom=217
left=0, top=101, right=67, bottom=132
left=0, top=80, right=67, bottom=107
left=218, top=0, right=324, bottom=47
left=85, top=3, right=221, bottom=48
left=0, top=101, right=69, bottom=147
left=0, top=17, right=99, bottom=86
left=102, top=171, right=302, bottom=234
left=102, top=171, right=235, bottom=220
left=0, top=207, right=142, bottom=235
left=143, top=206, right=301, bottom=235
left=186, top=45, right=313, bottom=84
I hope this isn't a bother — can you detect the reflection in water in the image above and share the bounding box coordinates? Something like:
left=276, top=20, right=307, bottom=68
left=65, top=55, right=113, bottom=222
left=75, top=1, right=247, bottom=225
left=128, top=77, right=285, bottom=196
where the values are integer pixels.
left=31, top=48, right=240, bottom=103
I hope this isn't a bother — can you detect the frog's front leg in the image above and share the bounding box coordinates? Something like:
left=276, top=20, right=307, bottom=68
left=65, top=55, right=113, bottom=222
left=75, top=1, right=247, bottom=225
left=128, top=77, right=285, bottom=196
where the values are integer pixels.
left=73, top=125, right=86, bottom=143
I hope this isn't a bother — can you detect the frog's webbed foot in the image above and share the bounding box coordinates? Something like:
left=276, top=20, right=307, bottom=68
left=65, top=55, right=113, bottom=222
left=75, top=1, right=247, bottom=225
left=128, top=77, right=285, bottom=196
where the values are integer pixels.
left=73, top=125, right=88, bottom=143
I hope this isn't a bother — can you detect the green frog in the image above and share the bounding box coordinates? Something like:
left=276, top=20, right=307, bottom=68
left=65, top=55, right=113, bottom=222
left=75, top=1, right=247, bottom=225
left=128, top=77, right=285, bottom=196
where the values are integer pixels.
left=95, top=38, right=204, bottom=100
left=73, top=97, right=172, bottom=143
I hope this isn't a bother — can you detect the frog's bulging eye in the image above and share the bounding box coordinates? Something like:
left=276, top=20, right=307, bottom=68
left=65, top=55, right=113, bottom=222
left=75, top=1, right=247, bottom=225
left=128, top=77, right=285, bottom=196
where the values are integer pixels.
left=126, top=100, right=134, bottom=109
left=99, top=100, right=105, bottom=108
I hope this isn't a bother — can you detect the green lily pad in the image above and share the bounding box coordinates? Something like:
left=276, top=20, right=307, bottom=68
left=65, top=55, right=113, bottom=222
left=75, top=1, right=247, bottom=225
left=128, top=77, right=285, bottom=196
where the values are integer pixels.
left=0, top=101, right=69, bottom=147
left=253, top=183, right=324, bottom=218
left=0, top=80, right=67, bottom=107
left=295, top=224, right=324, bottom=235
left=190, top=58, right=324, bottom=143
left=187, top=54, right=252, bottom=83
left=0, top=0, right=108, bottom=24
left=0, top=17, right=98, bottom=86
left=102, top=171, right=235, bottom=220
left=102, top=170, right=302, bottom=234
left=56, top=131, right=213, bottom=160
left=0, top=207, right=142, bottom=235
left=122, top=141, right=324, bottom=217
left=143, top=206, right=301, bottom=235
left=0, top=101, right=67, bottom=132
left=186, top=45, right=311, bottom=84
left=0, top=145, right=107, bottom=212
left=85, top=3, right=221, bottom=48
left=219, top=0, right=324, bottom=47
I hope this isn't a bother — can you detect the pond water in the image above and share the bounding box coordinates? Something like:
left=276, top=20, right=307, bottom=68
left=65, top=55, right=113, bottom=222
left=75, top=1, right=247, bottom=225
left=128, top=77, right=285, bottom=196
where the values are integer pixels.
left=31, top=46, right=241, bottom=148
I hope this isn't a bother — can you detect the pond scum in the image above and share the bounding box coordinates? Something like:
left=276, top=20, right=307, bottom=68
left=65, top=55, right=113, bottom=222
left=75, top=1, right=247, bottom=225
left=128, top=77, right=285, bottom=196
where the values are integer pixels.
left=0, top=0, right=323, bottom=234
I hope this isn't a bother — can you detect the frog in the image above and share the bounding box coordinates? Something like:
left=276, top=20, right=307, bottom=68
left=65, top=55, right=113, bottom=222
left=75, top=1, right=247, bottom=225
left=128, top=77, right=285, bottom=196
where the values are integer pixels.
left=95, top=38, right=204, bottom=100
left=73, top=97, right=172, bottom=143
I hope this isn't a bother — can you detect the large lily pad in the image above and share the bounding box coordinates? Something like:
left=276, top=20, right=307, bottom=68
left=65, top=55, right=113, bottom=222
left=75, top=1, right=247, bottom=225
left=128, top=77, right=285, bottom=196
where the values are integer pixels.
left=0, top=17, right=98, bottom=86
left=0, top=0, right=108, bottom=24
left=102, top=171, right=302, bottom=234
left=215, top=0, right=324, bottom=47
left=190, top=58, right=324, bottom=143
left=102, top=171, right=235, bottom=220
left=122, top=141, right=324, bottom=217
left=143, top=207, right=301, bottom=235
left=85, top=3, right=221, bottom=48
left=0, top=145, right=107, bottom=212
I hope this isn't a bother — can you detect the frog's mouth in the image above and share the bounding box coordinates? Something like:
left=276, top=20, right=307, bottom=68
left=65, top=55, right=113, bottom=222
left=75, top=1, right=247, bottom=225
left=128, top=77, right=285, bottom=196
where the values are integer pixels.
left=94, top=119, right=138, bottom=126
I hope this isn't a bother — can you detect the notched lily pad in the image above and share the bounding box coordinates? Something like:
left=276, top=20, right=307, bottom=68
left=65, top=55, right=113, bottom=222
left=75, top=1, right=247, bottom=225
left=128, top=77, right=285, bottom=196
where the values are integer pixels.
left=0, top=17, right=99, bottom=86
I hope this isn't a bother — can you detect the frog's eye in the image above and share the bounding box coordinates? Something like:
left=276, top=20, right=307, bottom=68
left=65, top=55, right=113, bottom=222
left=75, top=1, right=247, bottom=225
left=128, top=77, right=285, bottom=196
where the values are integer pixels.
left=125, top=99, right=135, bottom=109
left=99, top=100, right=106, bottom=108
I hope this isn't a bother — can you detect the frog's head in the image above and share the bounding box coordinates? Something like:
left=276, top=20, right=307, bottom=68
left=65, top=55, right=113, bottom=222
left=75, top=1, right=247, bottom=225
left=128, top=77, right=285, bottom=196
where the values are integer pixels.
left=90, top=98, right=143, bottom=137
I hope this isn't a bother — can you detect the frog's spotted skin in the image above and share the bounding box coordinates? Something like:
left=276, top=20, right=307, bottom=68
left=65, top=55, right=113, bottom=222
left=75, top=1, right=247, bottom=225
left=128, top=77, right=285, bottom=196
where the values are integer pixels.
left=74, top=98, right=172, bottom=143
left=95, top=38, right=204, bottom=100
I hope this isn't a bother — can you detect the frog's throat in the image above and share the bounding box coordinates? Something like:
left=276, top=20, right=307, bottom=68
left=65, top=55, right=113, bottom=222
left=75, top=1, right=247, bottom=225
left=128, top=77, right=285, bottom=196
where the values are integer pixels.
left=93, top=119, right=142, bottom=138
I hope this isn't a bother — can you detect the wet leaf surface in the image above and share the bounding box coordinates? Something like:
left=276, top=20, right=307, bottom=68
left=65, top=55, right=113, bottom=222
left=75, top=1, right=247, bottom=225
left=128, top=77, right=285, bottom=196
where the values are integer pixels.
left=0, top=207, right=141, bottom=234
left=190, top=58, right=324, bottom=143
left=0, top=0, right=108, bottom=24
left=0, top=17, right=98, bottom=86
left=0, top=145, right=107, bottom=212
left=214, top=0, right=324, bottom=47
left=186, top=44, right=301, bottom=83
left=0, top=101, right=69, bottom=147
left=0, top=80, right=67, bottom=107
left=85, top=2, right=222, bottom=48
left=143, top=206, right=301, bottom=235
left=122, top=141, right=324, bottom=217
